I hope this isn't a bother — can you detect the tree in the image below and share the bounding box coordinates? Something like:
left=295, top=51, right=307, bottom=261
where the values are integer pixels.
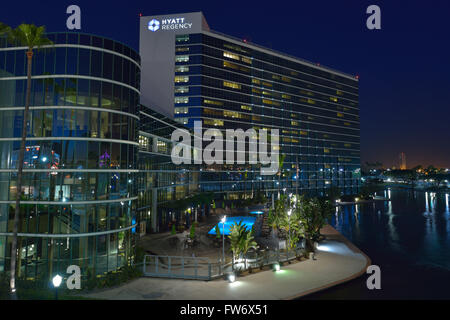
left=298, top=197, right=333, bottom=252
left=3, top=23, right=53, bottom=299
left=228, top=220, right=257, bottom=271
left=0, top=22, right=11, bottom=36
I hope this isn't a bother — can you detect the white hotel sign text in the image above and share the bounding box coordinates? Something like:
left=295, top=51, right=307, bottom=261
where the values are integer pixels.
left=148, top=17, right=192, bottom=32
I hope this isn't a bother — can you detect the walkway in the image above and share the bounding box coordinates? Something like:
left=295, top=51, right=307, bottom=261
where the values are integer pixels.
left=81, top=226, right=371, bottom=300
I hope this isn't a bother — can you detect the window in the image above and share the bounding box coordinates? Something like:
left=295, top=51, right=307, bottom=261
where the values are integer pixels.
left=291, top=120, right=299, bottom=126
left=252, top=78, right=260, bottom=85
left=241, top=56, right=252, bottom=64
left=282, top=94, right=291, bottom=99
left=324, top=148, right=330, bottom=153
left=175, top=55, right=189, bottom=63
left=241, top=105, right=252, bottom=111
left=223, top=43, right=248, bottom=54
left=300, top=130, right=308, bottom=136
left=175, top=96, right=189, bottom=104
left=176, top=35, right=189, bottom=42
left=139, top=135, right=148, bottom=149
left=175, top=86, right=189, bottom=93
left=175, top=76, right=189, bottom=83
left=337, top=112, right=344, bottom=117
left=262, top=81, right=272, bottom=87
left=175, top=66, right=189, bottom=73
left=176, top=47, right=189, bottom=52
left=223, top=61, right=239, bottom=70
left=330, top=97, right=338, bottom=102
left=175, top=107, right=189, bottom=114
left=204, top=99, right=223, bottom=106
left=204, top=119, right=224, bottom=126
left=175, top=117, right=188, bottom=125
left=223, top=81, right=241, bottom=89
left=307, top=98, right=315, bottom=104
left=224, top=111, right=245, bottom=119
left=223, top=51, right=240, bottom=61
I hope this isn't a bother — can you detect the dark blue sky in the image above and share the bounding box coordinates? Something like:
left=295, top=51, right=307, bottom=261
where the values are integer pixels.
left=2, top=0, right=449, bottom=168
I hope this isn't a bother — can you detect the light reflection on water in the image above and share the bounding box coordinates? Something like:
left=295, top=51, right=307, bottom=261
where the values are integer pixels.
left=322, top=189, right=450, bottom=299
left=307, top=189, right=450, bottom=299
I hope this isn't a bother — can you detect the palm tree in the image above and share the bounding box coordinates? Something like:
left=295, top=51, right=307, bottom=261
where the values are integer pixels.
left=5, top=23, right=53, bottom=299
left=0, top=22, right=11, bottom=36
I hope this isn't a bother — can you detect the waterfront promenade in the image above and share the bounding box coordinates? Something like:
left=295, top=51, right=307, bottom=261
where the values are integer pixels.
left=81, top=226, right=371, bottom=300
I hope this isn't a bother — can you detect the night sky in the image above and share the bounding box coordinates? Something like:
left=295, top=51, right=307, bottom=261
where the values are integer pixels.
left=2, top=0, right=449, bottom=168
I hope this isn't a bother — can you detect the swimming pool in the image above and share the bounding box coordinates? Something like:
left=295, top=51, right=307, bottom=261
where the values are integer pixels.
left=208, top=216, right=257, bottom=235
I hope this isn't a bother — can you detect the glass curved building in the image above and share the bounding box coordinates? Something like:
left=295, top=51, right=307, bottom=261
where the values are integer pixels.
left=0, top=33, right=140, bottom=279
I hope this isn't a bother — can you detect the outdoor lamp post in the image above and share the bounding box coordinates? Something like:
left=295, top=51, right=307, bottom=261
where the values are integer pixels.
left=52, top=274, right=62, bottom=300
left=221, top=216, right=226, bottom=271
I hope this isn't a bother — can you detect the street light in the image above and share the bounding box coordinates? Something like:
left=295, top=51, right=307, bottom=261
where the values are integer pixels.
left=52, top=274, right=62, bottom=300
left=221, top=215, right=226, bottom=272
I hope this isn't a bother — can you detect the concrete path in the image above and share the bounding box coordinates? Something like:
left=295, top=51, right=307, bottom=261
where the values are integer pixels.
left=81, top=226, right=371, bottom=300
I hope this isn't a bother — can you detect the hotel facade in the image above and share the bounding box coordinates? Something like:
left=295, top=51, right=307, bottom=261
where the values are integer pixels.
left=140, top=12, right=361, bottom=200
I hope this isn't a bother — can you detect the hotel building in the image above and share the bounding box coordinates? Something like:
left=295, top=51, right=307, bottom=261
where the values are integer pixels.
left=140, top=12, right=361, bottom=199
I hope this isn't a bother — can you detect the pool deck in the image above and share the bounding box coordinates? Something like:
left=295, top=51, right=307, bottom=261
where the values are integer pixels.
left=81, top=225, right=371, bottom=300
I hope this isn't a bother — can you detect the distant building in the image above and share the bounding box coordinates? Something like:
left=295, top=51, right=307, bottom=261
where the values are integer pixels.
left=399, top=152, right=406, bottom=170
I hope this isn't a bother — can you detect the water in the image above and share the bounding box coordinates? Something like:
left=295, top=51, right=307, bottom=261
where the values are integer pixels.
left=302, top=189, right=450, bottom=299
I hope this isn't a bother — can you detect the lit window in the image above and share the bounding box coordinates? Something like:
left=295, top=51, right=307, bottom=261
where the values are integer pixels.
left=175, top=55, right=189, bottom=63
left=175, top=76, right=189, bottom=83
left=204, top=99, right=223, bottom=106
left=324, top=148, right=330, bottom=153
left=241, top=105, right=252, bottom=111
left=204, top=119, right=224, bottom=126
left=241, top=56, right=252, bottom=64
left=175, top=117, right=188, bottom=125
left=291, top=120, right=299, bottom=126
left=175, top=66, right=189, bottom=73
left=223, top=51, right=240, bottom=61
left=262, top=81, right=272, bottom=87
left=175, top=86, right=189, bottom=93
left=300, top=131, right=308, bottom=136
left=330, top=96, right=338, bottom=102
left=307, top=98, right=315, bottom=104
left=176, top=47, right=189, bottom=52
left=281, top=76, right=291, bottom=83
left=175, top=96, right=189, bottom=104
left=176, top=34, right=190, bottom=42
left=252, top=78, right=260, bottom=85
left=223, top=81, right=241, bottom=89
left=337, top=112, right=344, bottom=117
left=224, top=111, right=242, bottom=118
left=175, top=107, right=189, bottom=114
left=139, top=135, right=149, bottom=149
left=282, top=94, right=291, bottom=99
left=223, top=61, right=239, bottom=70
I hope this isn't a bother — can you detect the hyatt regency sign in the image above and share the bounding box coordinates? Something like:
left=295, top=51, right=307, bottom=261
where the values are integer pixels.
left=148, top=17, right=192, bottom=32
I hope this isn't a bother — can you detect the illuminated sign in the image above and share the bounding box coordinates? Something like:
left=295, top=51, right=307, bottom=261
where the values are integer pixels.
left=148, top=19, right=160, bottom=32
left=148, top=17, right=192, bottom=32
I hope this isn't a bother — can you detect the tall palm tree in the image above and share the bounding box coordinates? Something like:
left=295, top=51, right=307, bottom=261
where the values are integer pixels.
left=5, top=23, right=53, bottom=299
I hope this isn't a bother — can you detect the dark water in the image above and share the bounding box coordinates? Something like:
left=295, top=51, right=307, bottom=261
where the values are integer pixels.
left=302, top=189, right=450, bottom=300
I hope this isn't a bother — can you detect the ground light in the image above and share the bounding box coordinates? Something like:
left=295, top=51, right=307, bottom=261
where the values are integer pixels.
left=273, top=263, right=280, bottom=272
left=52, top=274, right=62, bottom=300
left=228, top=273, right=236, bottom=283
